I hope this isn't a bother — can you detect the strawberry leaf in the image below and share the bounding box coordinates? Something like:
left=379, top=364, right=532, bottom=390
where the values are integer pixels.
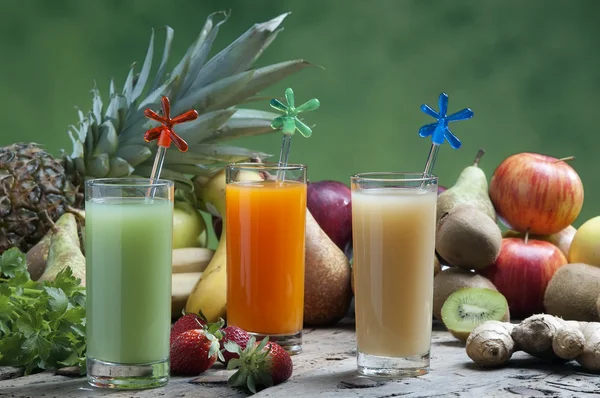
left=247, top=374, right=257, bottom=394
left=227, top=357, right=242, bottom=370
left=224, top=340, right=242, bottom=355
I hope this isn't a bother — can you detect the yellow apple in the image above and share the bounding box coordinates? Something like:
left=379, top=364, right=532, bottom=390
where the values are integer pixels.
left=173, top=202, right=207, bottom=249
left=568, top=216, right=600, bottom=266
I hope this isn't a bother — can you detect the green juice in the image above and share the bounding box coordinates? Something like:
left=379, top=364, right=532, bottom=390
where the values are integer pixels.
left=85, top=197, right=173, bottom=364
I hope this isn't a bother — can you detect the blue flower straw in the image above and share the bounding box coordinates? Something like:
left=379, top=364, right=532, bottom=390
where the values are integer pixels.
left=270, top=88, right=320, bottom=181
left=419, top=93, right=474, bottom=177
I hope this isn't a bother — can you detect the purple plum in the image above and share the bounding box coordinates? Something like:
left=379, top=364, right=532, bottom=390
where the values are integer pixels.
left=307, top=180, right=353, bottom=251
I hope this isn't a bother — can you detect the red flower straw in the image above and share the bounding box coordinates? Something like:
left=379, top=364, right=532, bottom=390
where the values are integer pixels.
left=143, top=95, right=198, bottom=183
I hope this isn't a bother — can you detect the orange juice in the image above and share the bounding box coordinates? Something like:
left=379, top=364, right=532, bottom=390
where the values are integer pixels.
left=226, top=180, right=306, bottom=335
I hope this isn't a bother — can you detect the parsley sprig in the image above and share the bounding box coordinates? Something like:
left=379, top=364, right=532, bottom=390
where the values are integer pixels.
left=0, top=247, right=86, bottom=375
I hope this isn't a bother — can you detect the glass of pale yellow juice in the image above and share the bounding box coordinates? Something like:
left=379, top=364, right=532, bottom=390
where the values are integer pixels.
left=351, top=172, right=437, bottom=377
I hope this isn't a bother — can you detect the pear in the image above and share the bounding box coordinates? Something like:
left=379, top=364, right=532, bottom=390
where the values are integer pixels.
left=437, top=149, right=496, bottom=224
left=26, top=229, right=54, bottom=281
left=38, top=213, right=86, bottom=286
left=304, top=209, right=353, bottom=326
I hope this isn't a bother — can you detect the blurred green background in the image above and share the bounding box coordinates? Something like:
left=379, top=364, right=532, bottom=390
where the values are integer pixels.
left=1, top=0, right=598, bottom=227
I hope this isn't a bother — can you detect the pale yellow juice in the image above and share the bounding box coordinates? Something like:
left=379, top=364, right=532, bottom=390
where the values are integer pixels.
left=352, top=187, right=436, bottom=358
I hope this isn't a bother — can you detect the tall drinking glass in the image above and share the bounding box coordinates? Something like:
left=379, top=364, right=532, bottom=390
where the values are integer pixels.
left=351, top=172, right=437, bottom=377
left=85, top=178, right=174, bottom=389
left=225, top=163, right=307, bottom=354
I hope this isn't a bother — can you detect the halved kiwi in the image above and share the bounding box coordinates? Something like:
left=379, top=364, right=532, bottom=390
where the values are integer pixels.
left=441, top=287, right=510, bottom=343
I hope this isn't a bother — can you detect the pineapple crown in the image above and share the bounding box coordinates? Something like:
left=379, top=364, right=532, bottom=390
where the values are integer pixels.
left=63, top=11, right=318, bottom=197
left=269, top=88, right=320, bottom=137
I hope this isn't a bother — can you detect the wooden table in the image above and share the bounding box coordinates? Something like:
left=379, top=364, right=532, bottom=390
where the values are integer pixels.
left=1, top=319, right=598, bottom=398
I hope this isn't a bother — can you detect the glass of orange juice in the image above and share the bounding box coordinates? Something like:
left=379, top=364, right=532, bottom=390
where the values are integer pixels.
left=351, top=172, right=437, bottom=377
left=225, top=162, right=307, bottom=354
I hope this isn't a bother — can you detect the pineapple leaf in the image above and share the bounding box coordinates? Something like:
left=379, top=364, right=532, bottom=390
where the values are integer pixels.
left=150, top=26, right=174, bottom=92
left=115, top=144, right=153, bottom=167
left=178, top=11, right=229, bottom=98
left=175, top=109, right=237, bottom=145
left=206, top=109, right=280, bottom=143
left=172, top=70, right=255, bottom=116
left=188, top=13, right=290, bottom=92
left=93, top=121, right=118, bottom=157
left=105, top=93, right=128, bottom=131
left=68, top=129, right=84, bottom=160
left=106, top=157, right=135, bottom=178
left=86, top=154, right=110, bottom=178
left=133, top=165, right=193, bottom=191
left=166, top=164, right=219, bottom=176
left=92, top=88, right=103, bottom=126
left=122, top=65, right=136, bottom=105
left=164, top=144, right=270, bottom=165
left=131, top=28, right=155, bottom=102
left=109, top=78, right=116, bottom=97
left=214, top=60, right=317, bottom=110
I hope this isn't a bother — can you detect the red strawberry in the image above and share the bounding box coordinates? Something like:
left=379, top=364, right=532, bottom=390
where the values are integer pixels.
left=225, top=337, right=293, bottom=393
left=170, top=313, right=206, bottom=346
left=170, top=320, right=224, bottom=375
left=219, top=326, right=251, bottom=365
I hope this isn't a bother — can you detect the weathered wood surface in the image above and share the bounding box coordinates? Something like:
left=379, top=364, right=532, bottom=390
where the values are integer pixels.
left=1, top=320, right=599, bottom=398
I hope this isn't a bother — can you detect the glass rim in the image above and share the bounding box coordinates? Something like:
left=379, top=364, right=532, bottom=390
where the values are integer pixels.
left=351, top=172, right=437, bottom=183
left=226, top=162, right=306, bottom=171
left=85, top=178, right=174, bottom=188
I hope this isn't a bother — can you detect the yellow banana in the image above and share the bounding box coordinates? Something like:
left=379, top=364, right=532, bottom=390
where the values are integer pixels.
left=185, top=168, right=263, bottom=322
left=185, top=169, right=228, bottom=322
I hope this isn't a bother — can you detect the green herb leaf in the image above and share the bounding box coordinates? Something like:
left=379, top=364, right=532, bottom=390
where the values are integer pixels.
left=0, top=248, right=28, bottom=278
left=44, top=287, right=68, bottom=316
left=0, top=247, right=87, bottom=374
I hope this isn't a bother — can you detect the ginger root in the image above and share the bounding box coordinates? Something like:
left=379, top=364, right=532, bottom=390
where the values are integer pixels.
left=466, top=321, right=515, bottom=367
left=465, top=314, right=600, bottom=372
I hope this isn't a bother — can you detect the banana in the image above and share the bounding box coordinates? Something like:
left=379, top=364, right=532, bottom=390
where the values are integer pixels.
left=185, top=168, right=263, bottom=322
left=172, top=247, right=214, bottom=274
left=172, top=272, right=203, bottom=318
left=185, top=169, right=229, bottom=322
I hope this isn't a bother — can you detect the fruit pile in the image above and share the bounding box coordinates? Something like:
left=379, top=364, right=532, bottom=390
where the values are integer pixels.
left=432, top=148, right=600, bottom=362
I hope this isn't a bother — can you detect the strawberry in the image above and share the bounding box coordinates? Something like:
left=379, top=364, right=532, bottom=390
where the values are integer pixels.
left=170, top=320, right=224, bottom=375
left=170, top=313, right=206, bottom=346
left=225, top=336, right=293, bottom=393
left=219, top=326, right=251, bottom=365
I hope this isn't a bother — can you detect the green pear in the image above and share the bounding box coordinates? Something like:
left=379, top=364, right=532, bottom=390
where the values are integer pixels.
left=38, top=213, right=86, bottom=286
left=437, top=149, right=496, bottom=224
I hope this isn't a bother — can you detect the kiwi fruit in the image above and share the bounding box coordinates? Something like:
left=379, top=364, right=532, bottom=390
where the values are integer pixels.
left=433, top=267, right=497, bottom=320
left=436, top=205, right=502, bottom=270
left=441, top=287, right=510, bottom=343
left=544, top=263, right=600, bottom=322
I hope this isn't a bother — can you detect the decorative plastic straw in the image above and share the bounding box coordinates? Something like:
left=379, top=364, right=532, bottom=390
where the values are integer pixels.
left=143, top=95, right=198, bottom=196
left=269, top=88, right=320, bottom=181
left=418, top=93, right=473, bottom=177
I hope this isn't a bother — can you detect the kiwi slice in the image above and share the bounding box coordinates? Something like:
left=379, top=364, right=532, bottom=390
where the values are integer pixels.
left=441, top=287, right=510, bottom=343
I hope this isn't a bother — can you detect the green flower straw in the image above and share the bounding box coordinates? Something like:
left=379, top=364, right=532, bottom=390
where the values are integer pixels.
left=269, top=88, right=320, bottom=181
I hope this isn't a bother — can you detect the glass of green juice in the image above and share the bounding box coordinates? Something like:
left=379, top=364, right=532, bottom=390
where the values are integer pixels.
left=85, top=178, right=174, bottom=389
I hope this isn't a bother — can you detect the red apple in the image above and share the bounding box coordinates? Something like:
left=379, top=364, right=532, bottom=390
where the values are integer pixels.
left=480, top=237, right=567, bottom=319
left=489, top=153, right=584, bottom=235
left=307, top=180, right=352, bottom=251
left=502, top=225, right=577, bottom=258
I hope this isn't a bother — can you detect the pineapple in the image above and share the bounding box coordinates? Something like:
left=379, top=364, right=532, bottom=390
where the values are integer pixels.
left=0, top=11, right=314, bottom=254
